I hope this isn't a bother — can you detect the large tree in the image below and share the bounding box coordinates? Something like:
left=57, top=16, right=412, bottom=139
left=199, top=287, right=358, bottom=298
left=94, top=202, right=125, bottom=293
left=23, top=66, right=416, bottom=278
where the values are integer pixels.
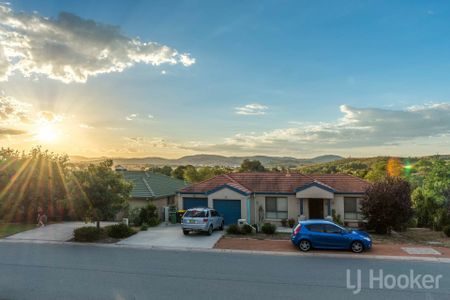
left=0, top=147, right=70, bottom=222
left=239, top=159, right=265, bottom=172
left=361, top=176, right=413, bottom=234
left=69, top=160, right=132, bottom=228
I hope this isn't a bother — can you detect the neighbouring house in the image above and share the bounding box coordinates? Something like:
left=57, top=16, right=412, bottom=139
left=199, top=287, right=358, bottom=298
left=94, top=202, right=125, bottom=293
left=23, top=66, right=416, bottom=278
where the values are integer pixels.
left=179, top=172, right=370, bottom=227
left=117, top=168, right=187, bottom=219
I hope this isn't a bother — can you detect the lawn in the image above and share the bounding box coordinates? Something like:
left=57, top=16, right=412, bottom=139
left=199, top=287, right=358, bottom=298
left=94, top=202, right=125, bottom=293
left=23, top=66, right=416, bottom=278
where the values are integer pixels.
left=371, top=228, right=450, bottom=248
left=0, top=223, right=36, bottom=238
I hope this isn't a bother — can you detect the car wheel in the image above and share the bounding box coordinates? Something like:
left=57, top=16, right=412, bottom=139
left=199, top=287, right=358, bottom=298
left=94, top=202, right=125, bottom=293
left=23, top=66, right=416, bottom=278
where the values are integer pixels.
left=351, top=241, right=364, bottom=253
left=183, top=230, right=190, bottom=235
left=207, top=225, right=213, bottom=236
left=298, top=239, right=311, bottom=252
left=219, top=221, right=224, bottom=231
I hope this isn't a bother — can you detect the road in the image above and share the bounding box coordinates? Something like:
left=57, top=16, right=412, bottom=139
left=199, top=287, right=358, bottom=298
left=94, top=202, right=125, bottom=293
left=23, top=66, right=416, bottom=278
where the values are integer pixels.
left=0, top=242, right=449, bottom=300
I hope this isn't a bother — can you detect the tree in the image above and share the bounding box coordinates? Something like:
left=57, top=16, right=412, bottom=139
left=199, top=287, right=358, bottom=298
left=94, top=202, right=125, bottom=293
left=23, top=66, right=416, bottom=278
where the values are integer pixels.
left=239, top=159, right=265, bottom=172
left=411, top=159, right=450, bottom=230
left=69, top=160, right=132, bottom=228
left=361, top=176, right=413, bottom=234
left=0, top=147, right=70, bottom=222
left=171, top=166, right=186, bottom=180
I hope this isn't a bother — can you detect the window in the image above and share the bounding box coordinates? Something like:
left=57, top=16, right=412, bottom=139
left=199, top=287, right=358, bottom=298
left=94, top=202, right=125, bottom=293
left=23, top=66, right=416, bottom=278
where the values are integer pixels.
left=324, top=224, right=342, bottom=234
left=344, top=197, right=363, bottom=220
left=184, top=210, right=207, bottom=218
left=265, top=197, right=288, bottom=219
left=307, top=224, right=324, bottom=232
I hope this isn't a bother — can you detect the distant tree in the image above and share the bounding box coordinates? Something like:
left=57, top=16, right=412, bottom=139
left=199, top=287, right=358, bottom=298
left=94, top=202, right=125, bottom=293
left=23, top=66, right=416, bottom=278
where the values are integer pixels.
left=171, top=166, right=186, bottom=180
left=364, top=160, right=387, bottom=182
left=387, top=157, right=403, bottom=177
left=361, top=176, right=413, bottom=234
left=150, top=165, right=172, bottom=176
left=239, top=159, right=265, bottom=172
left=69, top=160, right=132, bottom=228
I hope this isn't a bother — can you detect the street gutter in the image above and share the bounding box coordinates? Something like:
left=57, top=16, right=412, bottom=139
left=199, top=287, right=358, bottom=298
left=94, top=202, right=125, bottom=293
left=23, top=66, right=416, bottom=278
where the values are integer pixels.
left=1, top=238, right=450, bottom=264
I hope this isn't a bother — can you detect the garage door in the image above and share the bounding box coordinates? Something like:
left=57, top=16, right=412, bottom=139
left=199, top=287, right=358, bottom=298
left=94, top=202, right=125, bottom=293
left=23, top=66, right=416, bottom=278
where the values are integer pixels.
left=183, top=198, right=208, bottom=210
left=213, top=199, right=241, bottom=225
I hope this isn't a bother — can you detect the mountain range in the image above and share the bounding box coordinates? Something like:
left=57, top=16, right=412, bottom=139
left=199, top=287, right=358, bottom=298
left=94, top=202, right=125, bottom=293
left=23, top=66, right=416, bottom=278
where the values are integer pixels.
left=70, top=154, right=344, bottom=167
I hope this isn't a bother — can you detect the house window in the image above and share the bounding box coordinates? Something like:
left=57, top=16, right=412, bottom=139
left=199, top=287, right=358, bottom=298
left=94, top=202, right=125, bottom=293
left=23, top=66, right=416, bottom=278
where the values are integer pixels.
left=344, top=197, right=363, bottom=220
left=265, top=197, right=288, bottom=219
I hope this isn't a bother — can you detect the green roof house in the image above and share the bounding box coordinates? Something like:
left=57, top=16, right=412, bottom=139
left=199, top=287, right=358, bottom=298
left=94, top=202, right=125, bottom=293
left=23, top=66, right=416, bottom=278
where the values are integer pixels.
left=117, top=168, right=187, bottom=218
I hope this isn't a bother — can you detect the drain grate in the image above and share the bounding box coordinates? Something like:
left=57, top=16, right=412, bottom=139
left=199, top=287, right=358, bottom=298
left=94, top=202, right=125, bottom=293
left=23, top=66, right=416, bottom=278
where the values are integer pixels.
left=401, top=247, right=441, bottom=255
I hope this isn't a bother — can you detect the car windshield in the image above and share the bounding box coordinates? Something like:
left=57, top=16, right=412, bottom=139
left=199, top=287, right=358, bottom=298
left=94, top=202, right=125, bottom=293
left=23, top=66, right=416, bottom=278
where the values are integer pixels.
left=184, top=210, right=207, bottom=218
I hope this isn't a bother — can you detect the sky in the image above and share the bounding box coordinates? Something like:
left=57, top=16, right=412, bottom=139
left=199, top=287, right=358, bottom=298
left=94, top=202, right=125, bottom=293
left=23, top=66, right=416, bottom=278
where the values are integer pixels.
left=0, top=0, right=449, bottom=158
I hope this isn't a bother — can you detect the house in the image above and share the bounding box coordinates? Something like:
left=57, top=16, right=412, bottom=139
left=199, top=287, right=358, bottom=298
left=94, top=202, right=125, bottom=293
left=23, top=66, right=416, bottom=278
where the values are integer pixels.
left=178, top=172, right=370, bottom=227
left=118, top=170, right=187, bottom=218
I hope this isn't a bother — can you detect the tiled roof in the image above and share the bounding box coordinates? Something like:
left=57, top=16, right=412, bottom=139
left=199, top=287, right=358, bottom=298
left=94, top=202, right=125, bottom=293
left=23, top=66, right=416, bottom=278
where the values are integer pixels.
left=180, top=172, right=369, bottom=194
left=308, top=174, right=370, bottom=193
left=120, top=171, right=187, bottom=198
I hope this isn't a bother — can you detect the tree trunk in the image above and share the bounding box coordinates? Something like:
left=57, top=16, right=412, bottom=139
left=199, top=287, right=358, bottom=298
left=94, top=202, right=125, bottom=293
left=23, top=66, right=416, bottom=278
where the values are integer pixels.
left=96, top=220, right=100, bottom=228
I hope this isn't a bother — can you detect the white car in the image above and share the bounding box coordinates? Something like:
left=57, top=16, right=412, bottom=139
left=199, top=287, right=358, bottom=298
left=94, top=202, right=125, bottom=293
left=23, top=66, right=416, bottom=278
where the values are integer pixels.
left=181, top=208, right=224, bottom=235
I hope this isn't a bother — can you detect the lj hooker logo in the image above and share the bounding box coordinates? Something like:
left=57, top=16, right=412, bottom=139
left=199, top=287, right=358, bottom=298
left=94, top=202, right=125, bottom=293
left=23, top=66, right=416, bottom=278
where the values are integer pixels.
left=346, top=269, right=443, bottom=295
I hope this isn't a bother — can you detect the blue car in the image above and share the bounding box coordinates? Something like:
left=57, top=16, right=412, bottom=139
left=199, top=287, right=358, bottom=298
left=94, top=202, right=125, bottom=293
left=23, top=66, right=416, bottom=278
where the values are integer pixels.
left=291, top=220, right=372, bottom=253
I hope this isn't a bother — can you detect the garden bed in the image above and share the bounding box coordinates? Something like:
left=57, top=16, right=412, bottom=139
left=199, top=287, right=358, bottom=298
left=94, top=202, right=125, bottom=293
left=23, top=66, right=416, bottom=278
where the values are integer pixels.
left=370, top=228, right=450, bottom=248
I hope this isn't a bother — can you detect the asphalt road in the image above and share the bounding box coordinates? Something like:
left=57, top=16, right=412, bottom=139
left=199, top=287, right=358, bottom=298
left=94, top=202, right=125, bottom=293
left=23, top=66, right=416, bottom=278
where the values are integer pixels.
left=0, top=242, right=449, bottom=300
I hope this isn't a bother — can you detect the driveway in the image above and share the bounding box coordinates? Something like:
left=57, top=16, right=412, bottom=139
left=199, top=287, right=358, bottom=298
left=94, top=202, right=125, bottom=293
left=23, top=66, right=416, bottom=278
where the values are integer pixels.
left=4, top=222, right=115, bottom=242
left=118, top=223, right=223, bottom=249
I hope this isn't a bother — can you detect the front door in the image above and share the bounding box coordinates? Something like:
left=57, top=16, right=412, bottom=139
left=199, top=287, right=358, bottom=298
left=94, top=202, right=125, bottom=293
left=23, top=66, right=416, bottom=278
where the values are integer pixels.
left=309, top=199, right=324, bottom=219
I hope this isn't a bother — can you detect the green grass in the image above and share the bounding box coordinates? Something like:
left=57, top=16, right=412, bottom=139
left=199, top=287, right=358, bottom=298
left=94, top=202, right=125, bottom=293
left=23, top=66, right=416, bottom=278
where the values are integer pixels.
left=0, top=223, right=36, bottom=238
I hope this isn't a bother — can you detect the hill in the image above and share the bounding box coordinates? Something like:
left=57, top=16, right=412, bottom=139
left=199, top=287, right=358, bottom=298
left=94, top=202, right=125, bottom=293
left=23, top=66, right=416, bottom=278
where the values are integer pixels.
left=70, top=154, right=343, bottom=167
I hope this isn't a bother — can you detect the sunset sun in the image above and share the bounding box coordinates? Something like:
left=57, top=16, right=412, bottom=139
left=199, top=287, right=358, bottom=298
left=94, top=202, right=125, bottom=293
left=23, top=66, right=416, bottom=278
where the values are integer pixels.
left=35, top=125, right=59, bottom=143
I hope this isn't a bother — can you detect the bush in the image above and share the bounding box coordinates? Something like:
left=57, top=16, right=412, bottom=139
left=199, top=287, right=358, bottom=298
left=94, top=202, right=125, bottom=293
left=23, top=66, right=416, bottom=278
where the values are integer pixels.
left=241, top=224, right=254, bottom=234
left=128, top=207, right=143, bottom=226
left=281, top=218, right=288, bottom=227
left=74, top=226, right=106, bottom=242
left=361, top=177, right=413, bottom=234
left=104, top=223, right=136, bottom=239
left=226, top=224, right=241, bottom=235
left=443, top=225, right=450, bottom=237
left=129, top=204, right=161, bottom=227
left=331, top=209, right=344, bottom=226
left=140, top=224, right=148, bottom=231
left=288, top=218, right=296, bottom=228
left=261, top=223, right=276, bottom=234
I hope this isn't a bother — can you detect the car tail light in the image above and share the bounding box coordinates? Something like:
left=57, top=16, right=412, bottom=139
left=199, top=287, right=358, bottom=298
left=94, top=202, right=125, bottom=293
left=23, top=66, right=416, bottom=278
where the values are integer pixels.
left=203, top=218, right=208, bottom=223
left=293, top=224, right=301, bottom=235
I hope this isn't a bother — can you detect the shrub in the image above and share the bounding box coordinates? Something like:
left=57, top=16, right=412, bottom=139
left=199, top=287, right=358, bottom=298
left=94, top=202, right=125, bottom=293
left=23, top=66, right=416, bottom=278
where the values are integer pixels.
left=331, top=209, right=343, bottom=226
left=128, top=207, right=143, bottom=226
left=104, top=223, right=136, bottom=239
left=129, top=204, right=161, bottom=227
left=288, top=218, right=296, bottom=228
left=443, top=225, right=450, bottom=237
left=140, top=224, right=148, bottom=231
left=361, top=177, right=413, bottom=234
left=74, top=226, right=106, bottom=242
left=281, top=218, right=288, bottom=227
left=226, top=224, right=241, bottom=235
left=261, top=223, right=276, bottom=234
left=241, top=224, right=254, bottom=234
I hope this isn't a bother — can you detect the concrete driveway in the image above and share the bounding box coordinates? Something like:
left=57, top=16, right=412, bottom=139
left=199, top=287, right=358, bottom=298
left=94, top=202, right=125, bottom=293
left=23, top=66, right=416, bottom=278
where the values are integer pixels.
left=118, top=223, right=223, bottom=249
left=4, top=222, right=115, bottom=242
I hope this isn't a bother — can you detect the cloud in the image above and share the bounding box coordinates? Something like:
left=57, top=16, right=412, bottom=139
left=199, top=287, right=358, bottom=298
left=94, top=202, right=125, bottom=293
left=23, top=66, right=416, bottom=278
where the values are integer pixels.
left=0, top=93, right=31, bottom=123
left=184, top=103, right=450, bottom=154
left=125, top=113, right=138, bottom=121
left=0, top=4, right=195, bottom=83
left=235, top=103, right=268, bottom=115
left=148, top=114, right=154, bottom=119
left=0, top=127, right=26, bottom=136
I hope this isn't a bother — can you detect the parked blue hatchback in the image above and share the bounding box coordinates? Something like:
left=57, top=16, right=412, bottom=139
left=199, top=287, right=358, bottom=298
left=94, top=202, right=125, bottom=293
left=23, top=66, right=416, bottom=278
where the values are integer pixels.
left=291, top=220, right=372, bottom=253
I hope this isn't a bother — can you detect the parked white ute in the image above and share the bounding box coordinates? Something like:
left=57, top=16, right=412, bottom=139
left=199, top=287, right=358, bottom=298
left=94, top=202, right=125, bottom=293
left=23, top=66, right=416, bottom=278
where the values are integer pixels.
left=181, top=208, right=224, bottom=235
